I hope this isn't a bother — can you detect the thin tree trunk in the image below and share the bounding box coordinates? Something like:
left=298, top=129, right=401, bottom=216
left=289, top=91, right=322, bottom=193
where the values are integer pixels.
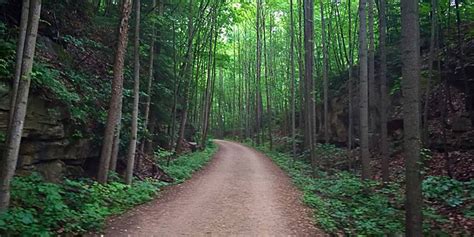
left=255, top=0, right=263, bottom=145
left=359, top=0, right=371, bottom=180
left=9, top=0, right=29, bottom=127
left=109, top=118, right=121, bottom=172
left=401, top=0, right=423, bottom=234
left=141, top=0, right=157, bottom=154
left=319, top=0, right=329, bottom=143
left=125, top=0, right=141, bottom=185
left=379, top=0, right=389, bottom=182
left=290, top=0, right=296, bottom=159
left=0, top=0, right=41, bottom=211
left=304, top=0, right=316, bottom=174
left=368, top=0, right=377, bottom=149
left=200, top=7, right=218, bottom=148
left=98, top=0, right=132, bottom=184
left=175, top=0, right=196, bottom=154
left=297, top=0, right=305, bottom=148
left=263, top=7, right=272, bottom=150
left=347, top=0, right=354, bottom=158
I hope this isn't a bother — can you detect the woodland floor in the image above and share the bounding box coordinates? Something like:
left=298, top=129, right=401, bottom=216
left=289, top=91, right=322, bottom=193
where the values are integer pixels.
left=101, top=140, right=324, bottom=236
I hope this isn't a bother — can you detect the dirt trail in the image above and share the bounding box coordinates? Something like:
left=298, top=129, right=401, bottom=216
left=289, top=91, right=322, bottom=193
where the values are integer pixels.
left=103, top=140, right=324, bottom=236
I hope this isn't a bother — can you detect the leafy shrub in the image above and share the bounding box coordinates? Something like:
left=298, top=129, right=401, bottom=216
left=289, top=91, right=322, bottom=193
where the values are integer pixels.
left=164, top=143, right=218, bottom=183
left=254, top=146, right=404, bottom=235
left=422, top=176, right=473, bottom=207
left=0, top=173, right=160, bottom=236
left=31, top=63, right=80, bottom=105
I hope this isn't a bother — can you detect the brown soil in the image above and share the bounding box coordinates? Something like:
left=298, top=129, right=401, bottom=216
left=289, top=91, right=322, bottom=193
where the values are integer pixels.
left=102, top=140, right=325, bottom=236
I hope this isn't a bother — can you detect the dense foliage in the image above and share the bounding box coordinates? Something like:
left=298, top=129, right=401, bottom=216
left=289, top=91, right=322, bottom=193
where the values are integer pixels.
left=0, top=144, right=217, bottom=236
left=0, top=173, right=160, bottom=235
left=253, top=144, right=474, bottom=235
left=164, top=143, right=218, bottom=183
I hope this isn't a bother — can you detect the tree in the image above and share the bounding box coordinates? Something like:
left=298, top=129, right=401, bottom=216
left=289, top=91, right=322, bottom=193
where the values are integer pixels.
left=319, top=0, right=329, bottom=143
left=379, top=0, right=389, bottom=182
left=304, top=0, right=317, bottom=173
left=125, top=0, right=141, bottom=185
left=347, top=0, right=354, bottom=157
left=141, top=0, right=157, bottom=155
left=358, top=0, right=370, bottom=180
left=8, top=0, right=29, bottom=127
left=98, top=0, right=133, bottom=184
left=401, top=0, right=423, bottom=234
left=290, top=0, right=296, bottom=159
left=255, top=0, right=264, bottom=145
left=0, top=0, right=42, bottom=211
left=368, top=0, right=377, bottom=148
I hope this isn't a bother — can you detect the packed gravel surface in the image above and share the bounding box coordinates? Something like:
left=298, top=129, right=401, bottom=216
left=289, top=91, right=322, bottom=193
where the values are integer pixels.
left=103, top=140, right=324, bottom=236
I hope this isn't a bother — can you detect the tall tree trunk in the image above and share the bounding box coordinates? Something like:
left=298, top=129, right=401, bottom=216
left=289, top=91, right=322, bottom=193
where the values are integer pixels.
left=255, top=0, right=263, bottom=145
left=9, top=0, right=29, bottom=127
left=290, top=0, right=296, bottom=159
left=358, top=0, right=371, bottom=180
left=263, top=8, right=273, bottom=150
left=401, top=0, right=423, bottom=234
left=347, top=0, right=354, bottom=156
left=175, top=0, right=196, bottom=154
left=304, top=0, right=316, bottom=174
left=98, top=0, right=132, bottom=184
left=298, top=0, right=307, bottom=149
left=0, top=0, right=41, bottom=211
left=141, top=0, right=157, bottom=154
left=319, top=0, right=329, bottom=144
left=109, top=116, right=122, bottom=172
left=201, top=15, right=216, bottom=148
left=125, top=0, right=141, bottom=185
left=368, top=0, right=377, bottom=149
left=379, top=0, right=389, bottom=182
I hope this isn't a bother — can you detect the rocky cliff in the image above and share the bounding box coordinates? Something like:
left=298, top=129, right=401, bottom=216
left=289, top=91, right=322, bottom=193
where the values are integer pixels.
left=0, top=83, right=98, bottom=182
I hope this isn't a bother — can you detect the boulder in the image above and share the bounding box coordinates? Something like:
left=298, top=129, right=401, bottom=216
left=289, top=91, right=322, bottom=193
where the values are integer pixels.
left=35, top=160, right=65, bottom=183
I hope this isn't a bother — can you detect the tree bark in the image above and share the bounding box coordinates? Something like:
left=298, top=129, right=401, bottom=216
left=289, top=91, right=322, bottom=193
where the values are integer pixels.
left=175, top=0, right=196, bottom=154
left=368, top=0, right=377, bottom=149
left=379, top=0, right=389, bottom=182
left=304, top=0, right=317, bottom=174
left=0, top=0, right=41, bottom=211
left=255, top=0, right=263, bottom=145
left=347, top=0, right=353, bottom=153
left=319, top=0, right=329, bottom=144
left=290, top=0, right=296, bottom=159
left=9, top=0, right=29, bottom=128
left=125, top=0, right=141, bottom=185
left=141, top=0, right=157, bottom=154
left=401, top=0, right=423, bottom=234
left=98, top=0, right=132, bottom=184
left=358, top=0, right=371, bottom=180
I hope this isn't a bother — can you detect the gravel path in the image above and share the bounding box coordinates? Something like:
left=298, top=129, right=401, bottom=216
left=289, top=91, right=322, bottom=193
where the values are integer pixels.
left=103, top=140, right=324, bottom=236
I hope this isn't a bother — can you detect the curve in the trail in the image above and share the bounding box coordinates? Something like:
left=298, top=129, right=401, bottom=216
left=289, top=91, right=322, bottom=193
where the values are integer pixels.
left=104, top=140, right=324, bottom=236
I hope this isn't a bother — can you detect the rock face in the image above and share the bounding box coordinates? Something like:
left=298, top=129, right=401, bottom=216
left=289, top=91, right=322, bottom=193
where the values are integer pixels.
left=0, top=88, right=98, bottom=182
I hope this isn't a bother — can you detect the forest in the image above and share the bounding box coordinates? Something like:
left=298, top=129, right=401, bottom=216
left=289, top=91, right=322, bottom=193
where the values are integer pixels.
left=0, top=0, right=473, bottom=235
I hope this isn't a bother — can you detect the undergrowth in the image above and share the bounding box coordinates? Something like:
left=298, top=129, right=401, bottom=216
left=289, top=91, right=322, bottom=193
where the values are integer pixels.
left=163, top=143, right=218, bottom=183
left=0, top=173, right=161, bottom=236
left=252, top=144, right=471, bottom=235
left=0, top=142, right=218, bottom=236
